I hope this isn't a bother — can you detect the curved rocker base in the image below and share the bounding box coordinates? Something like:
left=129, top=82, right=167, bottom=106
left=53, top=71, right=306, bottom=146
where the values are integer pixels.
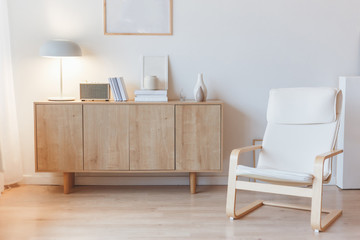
left=227, top=200, right=342, bottom=232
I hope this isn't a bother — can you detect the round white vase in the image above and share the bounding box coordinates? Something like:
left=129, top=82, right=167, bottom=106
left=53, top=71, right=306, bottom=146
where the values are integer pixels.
left=193, top=73, right=207, bottom=102
left=144, top=75, right=158, bottom=90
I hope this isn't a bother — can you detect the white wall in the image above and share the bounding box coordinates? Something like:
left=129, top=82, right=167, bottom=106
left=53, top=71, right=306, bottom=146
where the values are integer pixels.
left=7, top=0, right=360, bottom=185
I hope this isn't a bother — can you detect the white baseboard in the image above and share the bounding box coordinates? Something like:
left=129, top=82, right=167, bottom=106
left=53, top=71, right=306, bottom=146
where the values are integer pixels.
left=21, top=173, right=228, bottom=186
left=21, top=173, right=63, bottom=185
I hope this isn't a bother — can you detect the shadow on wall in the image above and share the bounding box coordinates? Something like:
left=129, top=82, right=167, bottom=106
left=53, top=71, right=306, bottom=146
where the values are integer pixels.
left=212, top=86, right=265, bottom=175
left=167, top=58, right=176, bottom=100
left=221, top=102, right=256, bottom=174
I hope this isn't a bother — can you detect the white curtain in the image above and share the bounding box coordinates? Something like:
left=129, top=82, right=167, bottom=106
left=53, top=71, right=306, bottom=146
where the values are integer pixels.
left=0, top=0, right=23, bottom=194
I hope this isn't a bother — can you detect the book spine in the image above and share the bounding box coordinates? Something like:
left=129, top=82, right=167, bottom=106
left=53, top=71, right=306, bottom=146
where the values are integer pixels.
left=135, top=96, right=168, bottom=102
left=117, top=77, right=127, bottom=101
left=120, top=77, right=129, bottom=101
left=134, top=90, right=167, bottom=95
left=108, top=78, right=117, bottom=101
left=134, top=94, right=167, bottom=97
left=113, top=77, right=122, bottom=101
left=112, top=78, right=120, bottom=101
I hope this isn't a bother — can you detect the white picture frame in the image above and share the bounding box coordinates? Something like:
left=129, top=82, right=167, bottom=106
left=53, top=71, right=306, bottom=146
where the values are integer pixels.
left=104, top=0, right=173, bottom=35
left=141, top=55, right=168, bottom=90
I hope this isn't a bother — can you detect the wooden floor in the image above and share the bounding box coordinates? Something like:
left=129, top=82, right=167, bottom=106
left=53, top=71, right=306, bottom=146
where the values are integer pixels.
left=0, top=185, right=359, bottom=240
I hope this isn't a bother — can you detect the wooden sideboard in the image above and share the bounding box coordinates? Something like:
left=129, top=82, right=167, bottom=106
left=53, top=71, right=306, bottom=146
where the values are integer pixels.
left=34, top=100, right=223, bottom=194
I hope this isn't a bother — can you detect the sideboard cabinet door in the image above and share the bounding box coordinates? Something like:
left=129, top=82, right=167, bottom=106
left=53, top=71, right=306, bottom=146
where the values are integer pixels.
left=176, top=105, right=221, bottom=171
left=35, top=104, right=83, bottom=171
left=130, top=105, right=175, bottom=170
left=83, top=105, right=130, bottom=171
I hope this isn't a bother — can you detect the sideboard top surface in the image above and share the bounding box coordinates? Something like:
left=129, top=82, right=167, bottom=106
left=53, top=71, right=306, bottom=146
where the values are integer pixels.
left=34, top=100, right=223, bottom=105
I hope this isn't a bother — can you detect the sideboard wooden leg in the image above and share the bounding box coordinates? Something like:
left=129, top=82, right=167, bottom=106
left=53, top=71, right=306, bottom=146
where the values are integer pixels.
left=190, top=172, right=197, bottom=194
left=63, top=172, right=74, bottom=194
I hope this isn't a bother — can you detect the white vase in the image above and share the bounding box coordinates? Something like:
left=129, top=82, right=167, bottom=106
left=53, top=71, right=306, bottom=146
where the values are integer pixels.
left=193, top=73, right=207, bottom=102
left=144, top=75, right=158, bottom=90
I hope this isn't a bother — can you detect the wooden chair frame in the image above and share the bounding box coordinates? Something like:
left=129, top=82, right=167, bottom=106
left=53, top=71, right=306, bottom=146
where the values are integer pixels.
left=226, top=145, right=343, bottom=232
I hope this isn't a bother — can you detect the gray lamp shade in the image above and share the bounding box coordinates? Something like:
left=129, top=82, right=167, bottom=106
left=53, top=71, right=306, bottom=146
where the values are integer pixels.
left=40, top=40, right=82, bottom=57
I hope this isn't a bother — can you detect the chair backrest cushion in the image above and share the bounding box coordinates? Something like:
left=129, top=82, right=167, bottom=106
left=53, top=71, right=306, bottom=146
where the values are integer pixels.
left=258, top=88, right=342, bottom=177
left=267, top=88, right=340, bottom=124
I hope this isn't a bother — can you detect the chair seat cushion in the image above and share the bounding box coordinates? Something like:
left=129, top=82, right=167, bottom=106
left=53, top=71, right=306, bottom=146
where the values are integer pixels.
left=236, top=165, right=314, bottom=184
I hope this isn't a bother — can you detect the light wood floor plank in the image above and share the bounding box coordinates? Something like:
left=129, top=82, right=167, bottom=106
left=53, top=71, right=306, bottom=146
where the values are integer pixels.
left=0, top=185, right=359, bottom=239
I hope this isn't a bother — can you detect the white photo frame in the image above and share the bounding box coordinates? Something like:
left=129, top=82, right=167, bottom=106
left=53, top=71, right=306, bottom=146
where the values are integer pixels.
left=104, top=0, right=173, bottom=35
left=141, top=55, right=168, bottom=90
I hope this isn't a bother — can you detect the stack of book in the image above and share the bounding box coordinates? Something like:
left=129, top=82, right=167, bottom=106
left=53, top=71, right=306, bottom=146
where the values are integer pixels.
left=108, top=77, right=128, bottom=101
left=134, top=90, right=168, bottom=102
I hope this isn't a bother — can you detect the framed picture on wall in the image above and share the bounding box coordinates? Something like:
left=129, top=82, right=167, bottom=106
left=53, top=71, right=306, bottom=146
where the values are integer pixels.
left=104, top=0, right=173, bottom=35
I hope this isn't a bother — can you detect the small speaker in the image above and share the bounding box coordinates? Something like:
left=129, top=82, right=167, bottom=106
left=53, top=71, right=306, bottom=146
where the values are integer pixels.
left=80, top=83, right=110, bottom=101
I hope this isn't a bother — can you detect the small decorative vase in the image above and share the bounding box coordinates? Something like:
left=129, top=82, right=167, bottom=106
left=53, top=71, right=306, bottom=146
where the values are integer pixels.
left=193, top=73, right=207, bottom=102
left=195, top=87, right=204, bottom=102
left=144, top=75, right=158, bottom=90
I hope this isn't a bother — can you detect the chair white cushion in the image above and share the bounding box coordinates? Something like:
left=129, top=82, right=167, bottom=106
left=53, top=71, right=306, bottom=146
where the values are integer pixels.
left=257, top=87, right=342, bottom=179
left=236, top=165, right=314, bottom=185
left=267, top=88, right=339, bottom=124
left=257, top=122, right=337, bottom=177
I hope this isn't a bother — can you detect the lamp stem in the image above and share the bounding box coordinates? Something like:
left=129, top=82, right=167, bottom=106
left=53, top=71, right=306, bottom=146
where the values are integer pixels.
left=59, top=58, right=63, bottom=98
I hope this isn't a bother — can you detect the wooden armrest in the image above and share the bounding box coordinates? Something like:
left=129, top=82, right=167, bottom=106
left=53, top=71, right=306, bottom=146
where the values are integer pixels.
left=315, top=149, right=343, bottom=161
left=232, top=145, right=262, bottom=154
left=313, top=149, right=343, bottom=180
left=229, top=145, right=262, bottom=166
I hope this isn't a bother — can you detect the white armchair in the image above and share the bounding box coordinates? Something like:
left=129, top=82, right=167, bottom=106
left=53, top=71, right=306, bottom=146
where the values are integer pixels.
left=226, top=88, right=343, bottom=232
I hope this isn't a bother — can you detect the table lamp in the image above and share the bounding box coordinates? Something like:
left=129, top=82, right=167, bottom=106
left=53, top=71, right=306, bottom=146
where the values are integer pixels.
left=40, top=40, right=82, bottom=101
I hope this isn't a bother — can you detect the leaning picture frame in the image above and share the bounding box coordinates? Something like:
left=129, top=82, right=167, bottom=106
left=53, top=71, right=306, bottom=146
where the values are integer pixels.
left=104, top=0, right=173, bottom=35
left=141, top=55, right=168, bottom=90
